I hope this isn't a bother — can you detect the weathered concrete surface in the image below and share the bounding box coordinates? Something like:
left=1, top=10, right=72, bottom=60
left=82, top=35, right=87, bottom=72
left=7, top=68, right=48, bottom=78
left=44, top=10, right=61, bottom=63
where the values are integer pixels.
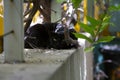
left=0, top=49, right=77, bottom=80
left=0, top=64, right=60, bottom=80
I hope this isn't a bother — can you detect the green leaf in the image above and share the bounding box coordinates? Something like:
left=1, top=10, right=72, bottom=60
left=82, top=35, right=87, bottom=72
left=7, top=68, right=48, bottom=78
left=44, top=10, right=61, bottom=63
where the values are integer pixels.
left=109, top=5, right=120, bottom=12
left=98, top=15, right=111, bottom=33
left=56, top=0, right=65, bottom=3
left=103, top=15, right=111, bottom=22
left=99, top=22, right=109, bottom=33
left=72, top=0, right=82, bottom=9
left=84, top=46, right=94, bottom=53
left=79, top=22, right=95, bottom=36
left=73, top=33, right=93, bottom=43
left=96, top=36, right=115, bottom=43
left=87, top=16, right=101, bottom=28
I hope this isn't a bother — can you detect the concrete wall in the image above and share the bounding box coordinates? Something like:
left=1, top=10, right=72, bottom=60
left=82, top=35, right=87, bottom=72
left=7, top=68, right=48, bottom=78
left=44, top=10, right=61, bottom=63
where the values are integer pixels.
left=0, top=23, right=93, bottom=80
left=0, top=43, right=93, bottom=80
left=50, top=49, right=81, bottom=80
left=0, top=49, right=80, bottom=80
left=77, top=33, right=93, bottom=80
left=4, top=0, right=24, bottom=62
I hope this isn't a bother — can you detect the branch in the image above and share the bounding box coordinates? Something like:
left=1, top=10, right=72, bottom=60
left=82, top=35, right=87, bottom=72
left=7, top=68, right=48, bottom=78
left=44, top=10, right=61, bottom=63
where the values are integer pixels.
left=24, top=1, right=32, bottom=17
left=24, top=0, right=33, bottom=3
left=61, top=2, right=79, bottom=48
left=24, top=0, right=38, bottom=32
left=63, top=24, right=79, bottom=48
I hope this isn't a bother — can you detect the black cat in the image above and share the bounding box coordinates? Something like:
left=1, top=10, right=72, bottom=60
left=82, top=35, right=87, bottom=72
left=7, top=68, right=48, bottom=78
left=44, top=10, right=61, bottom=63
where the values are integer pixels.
left=24, top=23, right=77, bottom=49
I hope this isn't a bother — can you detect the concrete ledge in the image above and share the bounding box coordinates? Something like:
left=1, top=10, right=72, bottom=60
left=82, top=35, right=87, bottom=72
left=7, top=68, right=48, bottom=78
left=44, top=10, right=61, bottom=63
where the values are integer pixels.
left=0, top=33, right=93, bottom=80
left=0, top=49, right=80, bottom=80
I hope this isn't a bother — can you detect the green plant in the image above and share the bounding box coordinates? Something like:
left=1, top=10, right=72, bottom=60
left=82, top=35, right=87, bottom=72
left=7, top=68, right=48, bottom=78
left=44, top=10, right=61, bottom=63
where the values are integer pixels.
left=72, top=0, right=120, bottom=52
left=74, top=15, right=115, bottom=52
left=56, top=0, right=120, bottom=52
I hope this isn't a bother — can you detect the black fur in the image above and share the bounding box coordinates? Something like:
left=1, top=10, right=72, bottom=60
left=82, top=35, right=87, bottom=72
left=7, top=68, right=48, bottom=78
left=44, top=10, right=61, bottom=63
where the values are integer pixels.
left=24, top=23, right=77, bottom=49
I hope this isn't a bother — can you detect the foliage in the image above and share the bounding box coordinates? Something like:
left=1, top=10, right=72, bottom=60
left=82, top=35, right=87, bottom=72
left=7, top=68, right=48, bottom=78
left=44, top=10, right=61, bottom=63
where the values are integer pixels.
left=109, top=4, right=120, bottom=12
left=74, top=15, right=115, bottom=52
left=56, top=0, right=116, bottom=52
left=72, top=0, right=82, bottom=9
left=56, top=0, right=64, bottom=3
left=72, top=0, right=116, bottom=52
